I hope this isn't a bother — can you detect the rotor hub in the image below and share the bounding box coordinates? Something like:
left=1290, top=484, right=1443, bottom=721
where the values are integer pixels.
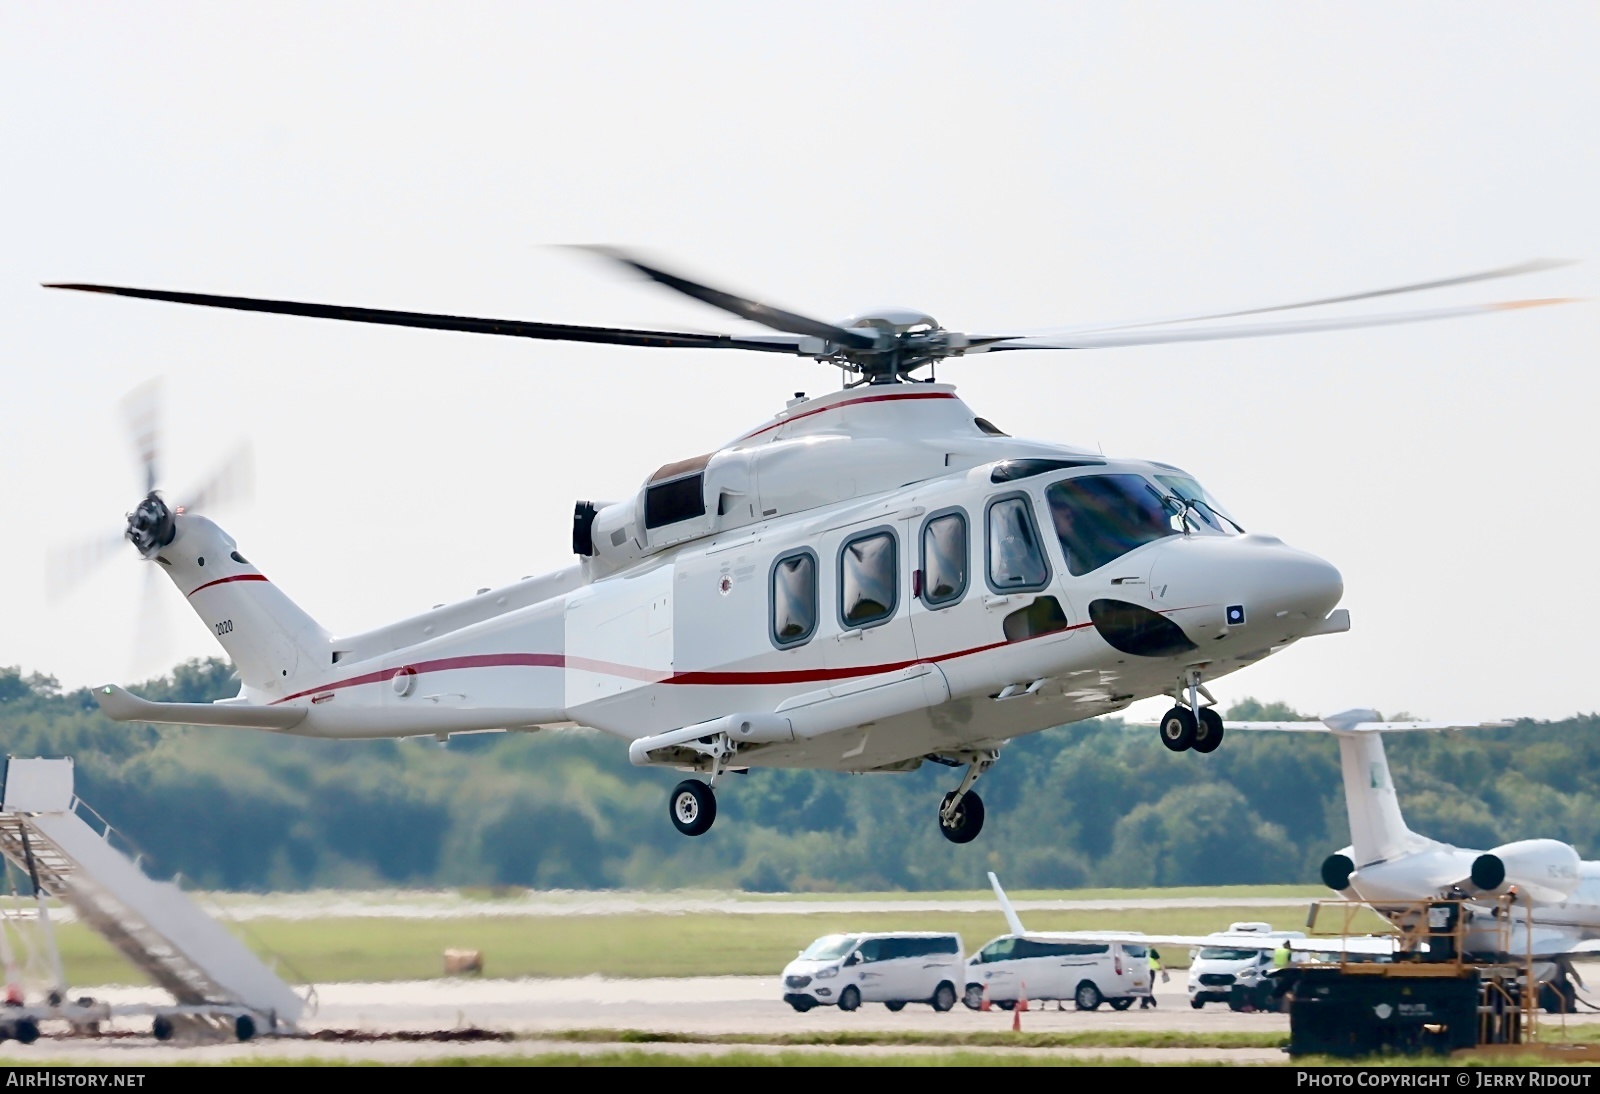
left=126, top=492, right=176, bottom=559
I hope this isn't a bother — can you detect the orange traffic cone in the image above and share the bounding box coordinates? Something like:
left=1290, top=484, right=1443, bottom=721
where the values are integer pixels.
left=979, top=983, right=991, bottom=1012
left=1013, top=981, right=1028, bottom=1031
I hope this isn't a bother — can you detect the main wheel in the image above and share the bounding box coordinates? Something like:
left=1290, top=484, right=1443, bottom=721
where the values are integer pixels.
left=1074, top=981, right=1104, bottom=1011
left=788, top=997, right=813, bottom=1013
left=838, top=985, right=861, bottom=1012
left=668, top=779, right=717, bottom=836
left=1190, top=998, right=1205, bottom=1009
left=234, top=1014, right=256, bottom=1042
left=152, top=1016, right=174, bottom=1041
left=1159, top=707, right=1196, bottom=752
left=1109, top=997, right=1134, bottom=1011
left=12, top=1019, right=37, bottom=1045
left=932, top=982, right=957, bottom=1013
left=938, top=790, right=985, bottom=843
left=963, top=984, right=986, bottom=1011
left=884, top=1000, right=905, bottom=1012
left=1193, top=708, right=1225, bottom=754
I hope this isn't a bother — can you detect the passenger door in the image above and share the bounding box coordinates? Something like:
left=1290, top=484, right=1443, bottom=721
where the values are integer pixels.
left=820, top=522, right=919, bottom=687
left=852, top=938, right=894, bottom=1002
left=1056, top=942, right=1112, bottom=997
left=897, top=937, right=948, bottom=1002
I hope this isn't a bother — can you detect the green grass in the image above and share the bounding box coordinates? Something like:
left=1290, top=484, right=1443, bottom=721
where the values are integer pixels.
left=99, top=1051, right=1223, bottom=1067
left=544, top=1028, right=1286, bottom=1049
left=53, top=903, right=1363, bottom=985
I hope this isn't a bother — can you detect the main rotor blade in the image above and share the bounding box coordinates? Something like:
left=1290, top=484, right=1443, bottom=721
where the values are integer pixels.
left=1016, top=259, right=1575, bottom=339
left=43, top=284, right=807, bottom=355
left=183, top=442, right=254, bottom=515
left=580, top=247, right=878, bottom=350
left=979, top=297, right=1576, bottom=352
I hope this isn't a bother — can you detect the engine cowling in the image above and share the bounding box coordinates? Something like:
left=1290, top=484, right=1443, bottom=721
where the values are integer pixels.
left=1321, top=853, right=1356, bottom=893
left=1469, top=839, right=1582, bottom=905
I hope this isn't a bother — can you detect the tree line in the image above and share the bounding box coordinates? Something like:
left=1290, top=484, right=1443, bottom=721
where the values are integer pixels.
left=0, top=659, right=1595, bottom=892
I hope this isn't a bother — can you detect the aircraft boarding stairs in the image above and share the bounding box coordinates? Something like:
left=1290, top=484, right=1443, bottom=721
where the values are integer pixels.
left=0, top=757, right=308, bottom=1037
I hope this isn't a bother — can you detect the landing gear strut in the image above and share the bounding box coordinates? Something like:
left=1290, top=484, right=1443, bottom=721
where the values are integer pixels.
left=1159, top=670, right=1224, bottom=754
left=937, top=750, right=997, bottom=844
left=667, top=733, right=735, bottom=837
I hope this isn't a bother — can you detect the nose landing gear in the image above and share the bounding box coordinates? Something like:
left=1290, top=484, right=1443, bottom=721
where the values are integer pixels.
left=935, top=750, right=998, bottom=843
left=1159, top=671, right=1225, bottom=754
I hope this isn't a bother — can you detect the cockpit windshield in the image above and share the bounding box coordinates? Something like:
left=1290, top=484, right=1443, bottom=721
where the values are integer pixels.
left=1045, top=474, right=1179, bottom=576
left=1153, top=473, right=1244, bottom=535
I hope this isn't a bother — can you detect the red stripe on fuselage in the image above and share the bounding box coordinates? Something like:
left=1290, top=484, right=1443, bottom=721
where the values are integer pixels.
left=738, top=390, right=958, bottom=441
left=188, top=573, right=270, bottom=597
left=268, top=620, right=1098, bottom=706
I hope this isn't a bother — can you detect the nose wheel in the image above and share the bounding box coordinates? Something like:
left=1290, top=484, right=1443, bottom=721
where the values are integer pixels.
left=1159, top=705, right=1225, bottom=752
left=1159, top=672, right=1225, bottom=753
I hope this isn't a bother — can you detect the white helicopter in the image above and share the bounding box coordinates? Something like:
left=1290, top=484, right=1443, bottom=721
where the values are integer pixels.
left=49, top=253, right=1570, bottom=843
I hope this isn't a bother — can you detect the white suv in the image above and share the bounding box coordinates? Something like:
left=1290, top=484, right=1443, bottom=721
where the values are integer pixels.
left=1187, top=927, right=1303, bottom=1008
left=964, top=934, right=1151, bottom=1011
left=782, top=932, right=964, bottom=1013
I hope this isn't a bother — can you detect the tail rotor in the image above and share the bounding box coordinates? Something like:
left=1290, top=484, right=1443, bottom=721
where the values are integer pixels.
left=46, top=379, right=255, bottom=675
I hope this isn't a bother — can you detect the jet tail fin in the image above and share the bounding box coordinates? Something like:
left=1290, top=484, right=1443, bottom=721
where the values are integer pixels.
left=988, top=871, right=1026, bottom=936
left=1225, top=711, right=1511, bottom=866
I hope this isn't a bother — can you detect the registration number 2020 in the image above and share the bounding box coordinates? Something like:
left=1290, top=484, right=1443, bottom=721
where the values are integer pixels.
left=214, top=619, right=233, bottom=637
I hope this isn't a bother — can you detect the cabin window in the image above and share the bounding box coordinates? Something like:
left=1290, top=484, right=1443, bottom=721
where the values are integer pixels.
left=770, top=550, right=819, bottom=649
left=919, top=510, right=968, bottom=608
left=985, top=494, right=1051, bottom=592
left=644, top=473, right=706, bottom=530
left=839, top=529, right=898, bottom=629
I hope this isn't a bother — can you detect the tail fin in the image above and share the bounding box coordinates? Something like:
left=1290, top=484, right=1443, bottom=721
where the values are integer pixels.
left=152, top=513, right=330, bottom=694
left=1224, top=709, right=1510, bottom=866
left=1332, top=723, right=1416, bottom=865
left=988, top=871, right=1027, bottom=936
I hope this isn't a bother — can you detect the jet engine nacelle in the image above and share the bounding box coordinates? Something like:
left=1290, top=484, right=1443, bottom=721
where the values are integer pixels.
left=1321, top=853, right=1356, bottom=894
left=1469, top=839, right=1582, bottom=905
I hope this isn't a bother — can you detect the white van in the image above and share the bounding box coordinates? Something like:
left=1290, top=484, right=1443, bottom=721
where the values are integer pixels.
left=782, top=932, right=964, bottom=1013
left=963, top=934, right=1151, bottom=1011
left=1186, top=926, right=1304, bottom=1008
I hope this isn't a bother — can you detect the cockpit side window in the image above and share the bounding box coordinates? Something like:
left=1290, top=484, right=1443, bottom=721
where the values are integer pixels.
left=1046, top=474, right=1179, bottom=576
left=770, top=549, right=819, bottom=649
left=985, top=494, right=1051, bottom=592
left=839, top=529, right=898, bottom=629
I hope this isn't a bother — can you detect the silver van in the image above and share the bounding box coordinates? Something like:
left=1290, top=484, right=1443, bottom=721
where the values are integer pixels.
left=782, top=932, right=964, bottom=1013
left=964, top=933, right=1151, bottom=1010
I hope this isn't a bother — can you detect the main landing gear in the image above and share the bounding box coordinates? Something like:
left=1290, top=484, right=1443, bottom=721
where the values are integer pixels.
left=669, top=779, right=717, bottom=837
left=667, top=733, right=735, bottom=837
left=935, top=750, right=998, bottom=844
left=1159, top=670, right=1224, bottom=755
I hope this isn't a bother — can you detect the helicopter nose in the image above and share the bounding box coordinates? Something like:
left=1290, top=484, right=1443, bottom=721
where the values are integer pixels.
left=1149, top=534, right=1343, bottom=635
left=1235, top=535, right=1344, bottom=621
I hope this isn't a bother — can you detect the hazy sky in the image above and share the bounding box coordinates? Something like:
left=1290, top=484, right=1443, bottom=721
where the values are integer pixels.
left=3, top=3, right=1596, bottom=723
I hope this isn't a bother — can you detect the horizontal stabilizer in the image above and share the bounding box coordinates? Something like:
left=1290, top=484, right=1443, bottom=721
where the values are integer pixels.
left=94, top=685, right=307, bottom=731
left=1221, top=708, right=1513, bottom=734
left=1039, top=929, right=1400, bottom=957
